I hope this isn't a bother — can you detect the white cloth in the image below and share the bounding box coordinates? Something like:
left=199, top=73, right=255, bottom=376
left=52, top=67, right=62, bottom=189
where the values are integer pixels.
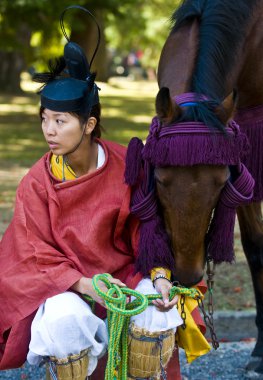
left=97, top=143, right=105, bottom=168
left=27, top=279, right=182, bottom=375
left=130, top=278, right=183, bottom=332
left=27, top=292, right=108, bottom=376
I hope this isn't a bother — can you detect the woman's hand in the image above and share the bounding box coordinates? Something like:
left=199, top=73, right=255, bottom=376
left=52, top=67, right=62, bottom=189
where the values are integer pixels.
left=152, top=278, right=178, bottom=312
left=71, top=276, right=126, bottom=308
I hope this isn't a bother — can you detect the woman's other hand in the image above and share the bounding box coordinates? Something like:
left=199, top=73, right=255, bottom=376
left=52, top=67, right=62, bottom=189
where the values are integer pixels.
left=71, top=276, right=126, bottom=308
left=152, top=278, right=178, bottom=312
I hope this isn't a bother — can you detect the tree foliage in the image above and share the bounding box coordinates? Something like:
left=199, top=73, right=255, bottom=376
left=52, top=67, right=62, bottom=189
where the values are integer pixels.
left=0, top=0, right=181, bottom=92
left=106, top=0, right=181, bottom=69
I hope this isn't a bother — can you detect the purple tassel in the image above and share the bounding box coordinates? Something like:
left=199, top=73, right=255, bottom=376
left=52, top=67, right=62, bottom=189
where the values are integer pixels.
left=207, top=202, right=236, bottom=263
left=207, top=163, right=254, bottom=263
left=135, top=214, right=175, bottom=276
left=124, top=137, right=144, bottom=186
left=235, top=105, right=263, bottom=202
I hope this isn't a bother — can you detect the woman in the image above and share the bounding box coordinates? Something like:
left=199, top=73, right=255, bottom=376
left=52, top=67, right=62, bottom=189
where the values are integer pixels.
left=0, top=23, right=182, bottom=379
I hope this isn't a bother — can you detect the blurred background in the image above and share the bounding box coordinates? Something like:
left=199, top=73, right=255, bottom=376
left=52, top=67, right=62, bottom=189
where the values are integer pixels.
left=0, top=0, right=181, bottom=92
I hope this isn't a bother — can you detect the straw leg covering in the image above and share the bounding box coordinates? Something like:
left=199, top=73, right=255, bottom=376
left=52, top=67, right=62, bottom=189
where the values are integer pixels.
left=128, top=324, right=176, bottom=379
left=27, top=291, right=108, bottom=377
left=46, top=349, right=89, bottom=380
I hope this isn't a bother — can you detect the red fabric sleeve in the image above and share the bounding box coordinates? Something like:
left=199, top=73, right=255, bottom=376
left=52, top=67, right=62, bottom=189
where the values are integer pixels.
left=0, top=176, right=83, bottom=337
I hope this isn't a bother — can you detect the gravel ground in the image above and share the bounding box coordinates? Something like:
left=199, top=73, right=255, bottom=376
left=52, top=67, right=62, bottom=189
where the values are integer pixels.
left=0, top=341, right=262, bottom=380
left=180, top=341, right=263, bottom=380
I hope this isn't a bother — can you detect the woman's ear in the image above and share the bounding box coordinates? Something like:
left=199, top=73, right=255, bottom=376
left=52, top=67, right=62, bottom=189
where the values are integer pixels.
left=85, top=117, right=97, bottom=135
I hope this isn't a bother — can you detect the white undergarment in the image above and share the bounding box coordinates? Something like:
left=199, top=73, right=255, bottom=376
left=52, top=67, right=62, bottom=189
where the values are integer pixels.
left=27, top=279, right=182, bottom=375
left=97, top=143, right=105, bottom=169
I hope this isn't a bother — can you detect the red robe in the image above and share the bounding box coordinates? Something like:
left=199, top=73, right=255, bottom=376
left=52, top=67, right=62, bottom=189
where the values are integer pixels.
left=0, top=139, right=142, bottom=370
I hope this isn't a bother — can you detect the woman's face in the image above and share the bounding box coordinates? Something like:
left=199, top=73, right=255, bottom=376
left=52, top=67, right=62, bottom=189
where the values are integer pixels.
left=41, top=109, right=84, bottom=155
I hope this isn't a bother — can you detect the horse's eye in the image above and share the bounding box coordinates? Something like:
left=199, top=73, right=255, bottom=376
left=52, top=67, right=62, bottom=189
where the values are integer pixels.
left=154, top=174, right=170, bottom=187
left=155, top=179, right=165, bottom=188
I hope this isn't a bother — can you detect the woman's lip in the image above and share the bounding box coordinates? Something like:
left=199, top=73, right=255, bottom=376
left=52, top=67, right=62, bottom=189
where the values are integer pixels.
left=48, top=142, right=59, bottom=148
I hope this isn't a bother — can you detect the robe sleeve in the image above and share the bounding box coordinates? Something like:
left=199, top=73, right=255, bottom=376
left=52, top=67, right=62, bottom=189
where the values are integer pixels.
left=124, top=211, right=143, bottom=289
left=0, top=174, right=83, bottom=336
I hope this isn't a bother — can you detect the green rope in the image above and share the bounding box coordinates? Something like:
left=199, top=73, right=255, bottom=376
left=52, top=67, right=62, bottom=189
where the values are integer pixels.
left=82, top=273, right=199, bottom=380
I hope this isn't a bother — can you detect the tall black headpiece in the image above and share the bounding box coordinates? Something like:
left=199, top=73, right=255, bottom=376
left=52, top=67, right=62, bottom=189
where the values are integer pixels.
left=34, top=5, right=101, bottom=115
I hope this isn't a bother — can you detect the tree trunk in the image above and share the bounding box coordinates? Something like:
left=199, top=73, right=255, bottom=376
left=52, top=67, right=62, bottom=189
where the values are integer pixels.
left=70, top=9, right=109, bottom=82
left=0, top=51, right=25, bottom=93
left=0, top=24, right=31, bottom=94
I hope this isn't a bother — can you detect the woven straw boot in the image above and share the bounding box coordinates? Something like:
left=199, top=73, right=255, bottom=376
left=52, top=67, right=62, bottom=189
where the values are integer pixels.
left=128, top=324, right=175, bottom=379
left=46, top=349, right=89, bottom=380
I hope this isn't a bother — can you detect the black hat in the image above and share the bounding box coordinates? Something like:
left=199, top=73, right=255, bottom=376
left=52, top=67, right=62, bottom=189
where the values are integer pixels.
left=40, top=76, right=99, bottom=113
left=34, top=6, right=101, bottom=115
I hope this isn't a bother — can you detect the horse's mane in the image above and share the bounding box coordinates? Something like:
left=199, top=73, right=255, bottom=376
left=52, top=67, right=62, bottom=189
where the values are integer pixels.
left=170, top=0, right=259, bottom=131
left=172, top=0, right=258, bottom=100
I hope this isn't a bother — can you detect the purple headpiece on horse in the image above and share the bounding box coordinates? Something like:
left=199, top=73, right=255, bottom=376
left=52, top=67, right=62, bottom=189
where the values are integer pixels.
left=125, top=93, right=254, bottom=277
left=144, top=93, right=248, bottom=167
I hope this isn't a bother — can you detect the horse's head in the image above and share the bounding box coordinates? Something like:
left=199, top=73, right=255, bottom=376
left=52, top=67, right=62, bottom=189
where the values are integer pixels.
left=155, top=165, right=228, bottom=286
left=154, top=89, right=235, bottom=286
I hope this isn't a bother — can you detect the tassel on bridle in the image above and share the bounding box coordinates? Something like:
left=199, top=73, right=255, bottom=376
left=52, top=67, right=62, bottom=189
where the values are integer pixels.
left=207, top=163, right=254, bottom=263
left=125, top=138, right=175, bottom=276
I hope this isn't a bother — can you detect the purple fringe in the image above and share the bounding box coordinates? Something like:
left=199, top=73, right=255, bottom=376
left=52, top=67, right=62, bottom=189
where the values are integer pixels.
left=129, top=181, right=175, bottom=274
left=124, top=137, right=144, bottom=186
left=207, top=203, right=236, bottom=263
left=207, top=164, right=255, bottom=263
left=235, top=105, right=263, bottom=202
left=125, top=139, right=175, bottom=275
left=143, top=132, right=249, bottom=167
left=135, top=215, right=175, bottom=276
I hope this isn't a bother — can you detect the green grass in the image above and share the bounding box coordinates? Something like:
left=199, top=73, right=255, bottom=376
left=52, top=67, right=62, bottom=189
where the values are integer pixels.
left=0, top=77, right=256, bottom=311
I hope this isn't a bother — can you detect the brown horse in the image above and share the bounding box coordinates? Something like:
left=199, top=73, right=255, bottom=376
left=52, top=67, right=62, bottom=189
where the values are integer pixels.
left=154, top=0, right=263, bottom=373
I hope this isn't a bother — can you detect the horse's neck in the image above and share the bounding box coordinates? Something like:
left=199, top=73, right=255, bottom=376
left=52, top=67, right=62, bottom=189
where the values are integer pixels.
left=157, top=20, right=199, bottom=97
left=236, top=4, right=263, bottom=108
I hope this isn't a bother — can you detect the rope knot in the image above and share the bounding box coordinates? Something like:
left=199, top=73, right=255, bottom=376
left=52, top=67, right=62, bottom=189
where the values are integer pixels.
left=149, top=116, right=162, bottom=138
left=228, top=119, right=240, bottom=135
left=131, top=190, right=158, bottom=221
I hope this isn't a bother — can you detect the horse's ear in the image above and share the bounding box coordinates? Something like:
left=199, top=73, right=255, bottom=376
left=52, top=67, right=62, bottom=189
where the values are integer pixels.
left=156, top=87, right=182, bottom=124
left=215, top=90, right=237, bottom=124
